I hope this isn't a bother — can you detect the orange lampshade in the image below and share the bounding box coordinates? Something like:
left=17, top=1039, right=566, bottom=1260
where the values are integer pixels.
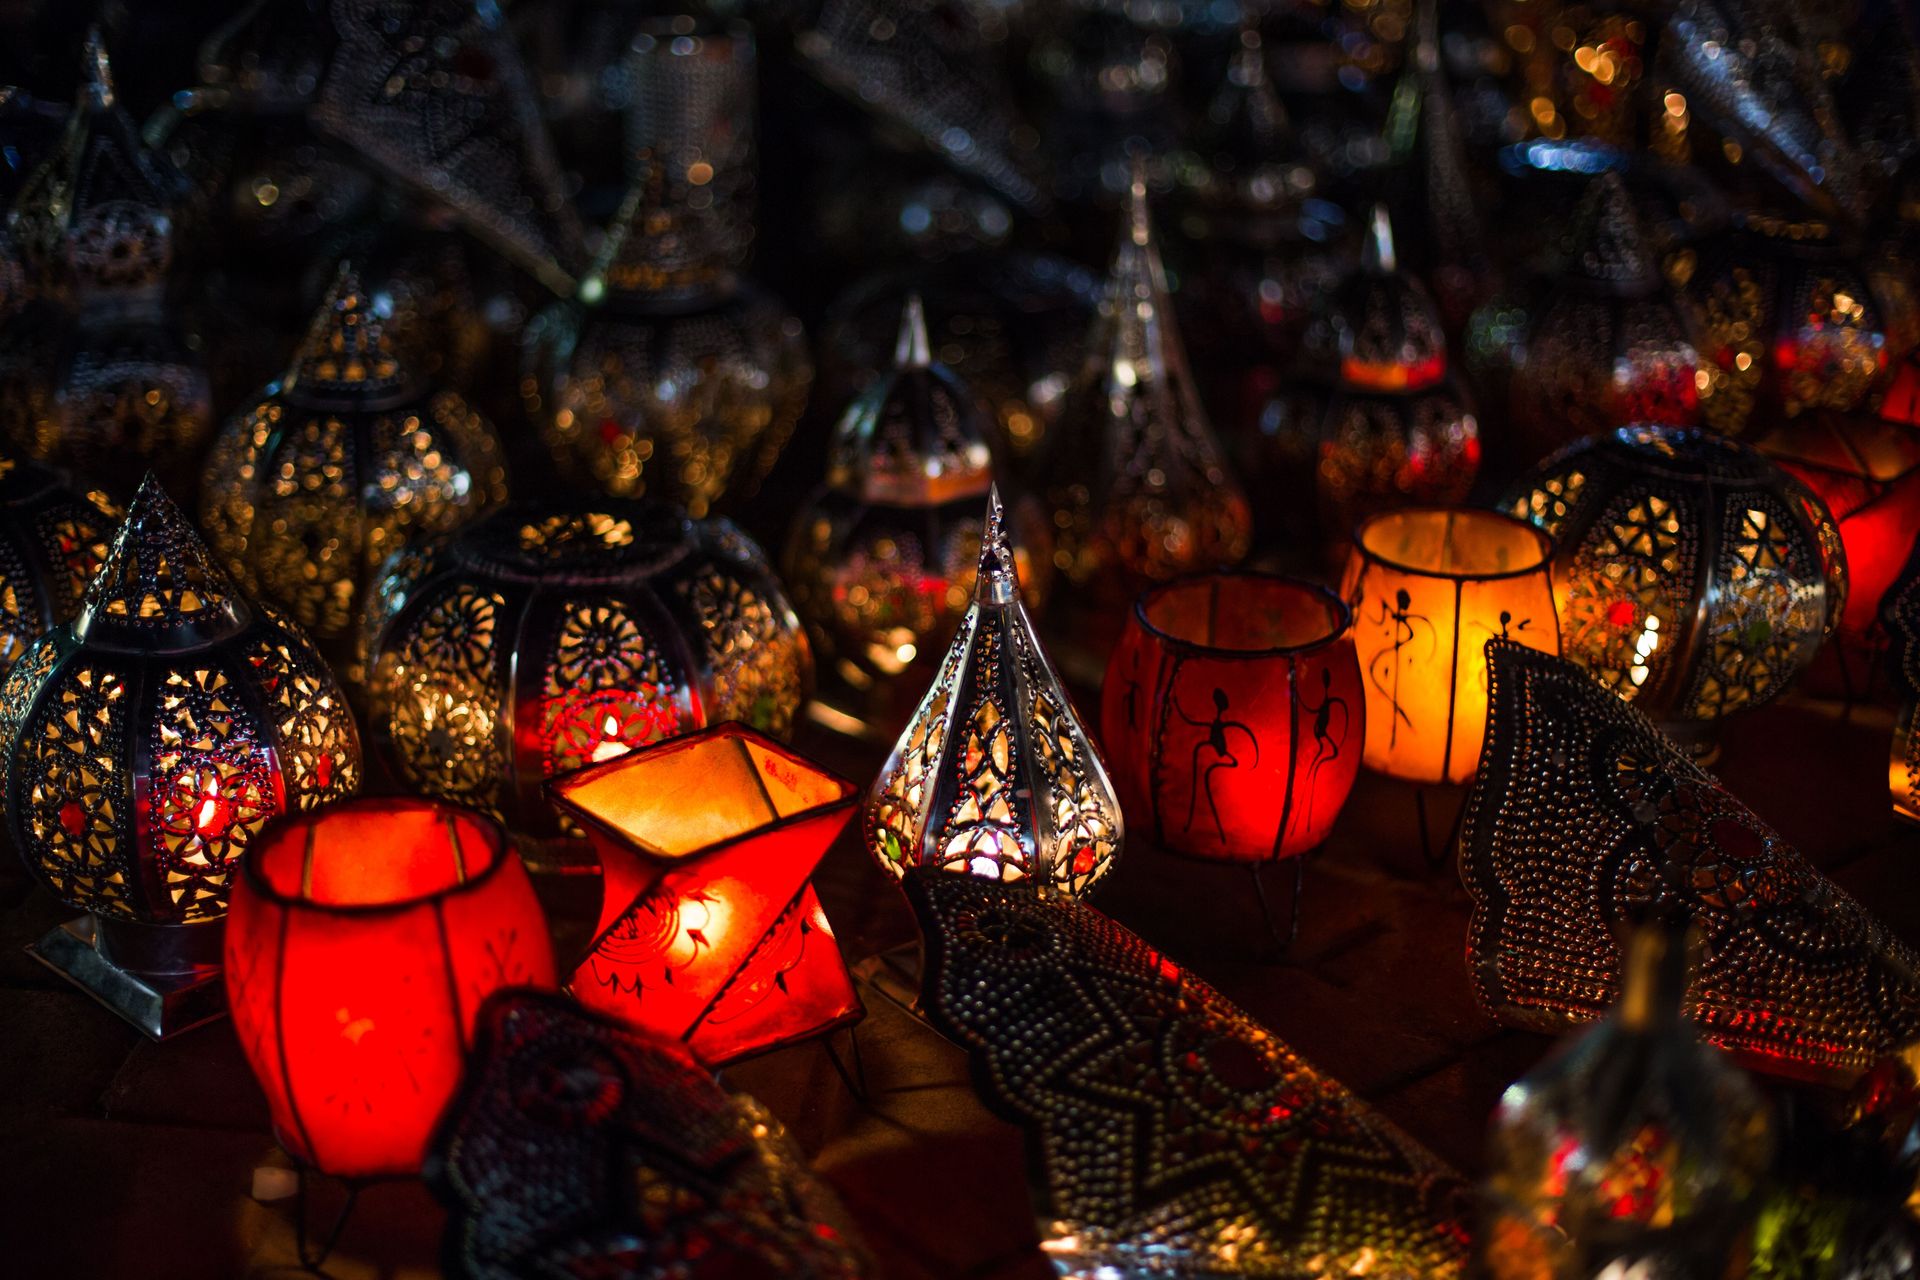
left=225, top=799, right=556, bottom=1179
left=1100, top=574, right=1364, bottom=861
left=1341, top=508, right=1558, bottom=784
left=547, top=724, right=862, bottom=1065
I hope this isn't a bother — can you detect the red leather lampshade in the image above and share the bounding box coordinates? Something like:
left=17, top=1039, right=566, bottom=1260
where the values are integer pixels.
left=225, top=799, right=556, bottom=1178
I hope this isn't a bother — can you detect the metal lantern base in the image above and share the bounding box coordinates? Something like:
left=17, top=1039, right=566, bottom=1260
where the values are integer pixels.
left=29, top=915, right=227, bottom=1041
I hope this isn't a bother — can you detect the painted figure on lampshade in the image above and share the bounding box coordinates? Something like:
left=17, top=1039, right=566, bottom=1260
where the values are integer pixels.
left=866, top=487, right=1122, bottom=896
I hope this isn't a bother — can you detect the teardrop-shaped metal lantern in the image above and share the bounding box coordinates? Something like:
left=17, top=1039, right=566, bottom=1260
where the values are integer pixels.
left=866, top=487, right=1122, bottom=897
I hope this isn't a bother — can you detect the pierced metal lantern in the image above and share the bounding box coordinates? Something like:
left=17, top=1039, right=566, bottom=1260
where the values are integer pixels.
left=0, top=455, right=118, bottom=676
left=1317, top=207, right=1481, bottom=535
left=1509, top=172, right=1703, bottom=465
left=0, top=476, right=362, bottom=1039
left=1462, top=639, right=1920, bottom=1081
left=200, top=265, right=509, bottom=645
left=363, top=500, right=810, bottom=836
left=426, top=989, right=868, bottom=1280
left=1030, top=165, right=1251, bottom=629
left=1502, top=424, right=1845, bottom=748
left=1883, top=541, right=1920, bottom=826
left=866, top=488, right=1122, bottom=896
left=0, top=33, right=211, bottom=499
left=906, top=872, right=1474, bottom=1277
left=523, top=23, right=811, bottom=517
left=784, top=295, right=1049, bottom=723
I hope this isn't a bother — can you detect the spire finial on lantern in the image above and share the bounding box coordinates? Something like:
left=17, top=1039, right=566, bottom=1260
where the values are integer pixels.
left=974, top=484, right=1017, bottom=605
left=1126, top=152, right=1153, bottom=250
left=1364, top=204, right=1398, bottom=275
left=82, top=24, right=115, bottom=109
left=894, top=293, right=932, bottom=370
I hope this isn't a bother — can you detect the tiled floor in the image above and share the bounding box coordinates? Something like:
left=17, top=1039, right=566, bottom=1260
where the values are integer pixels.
left=2, top=682, right=1912, bottom=1278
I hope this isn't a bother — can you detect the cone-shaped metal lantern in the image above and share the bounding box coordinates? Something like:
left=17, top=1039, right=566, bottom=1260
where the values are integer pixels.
left=866, top=486, right=1122, bottom=897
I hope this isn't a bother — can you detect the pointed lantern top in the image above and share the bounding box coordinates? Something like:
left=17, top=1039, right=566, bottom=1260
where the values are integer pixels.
left=1334, top=205, right=1447, bottom=392
left=284, top=264, right=411, bottom=406
left=77, top=474, right=249, bottom=647
left=1563, top=171, right=1660, bottom=295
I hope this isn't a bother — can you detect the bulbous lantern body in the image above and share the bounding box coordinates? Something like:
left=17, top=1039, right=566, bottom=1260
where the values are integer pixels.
left=1, top=477, right=362, bottom=1038
left=1031, top=168, right=1250, bottom=644
left=201, top=266, right=509, bottom=643
left=785, top=296, right=1049, bottom=722
left=866, top=489, right=1123, bottom=896
left=364, top=500, right=810, bottom=836
left=0, top=34, right=211, bottom=499
left=0, top=455, right=118, bottom=676
left=523, top=21, right=811, bottom=517
left=1503, top=424, right=1845, bottom=747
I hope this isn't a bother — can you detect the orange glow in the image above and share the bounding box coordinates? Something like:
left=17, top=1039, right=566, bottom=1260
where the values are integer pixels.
left=547, top=725, right=862, bottom=1065
left=1341, top=509, right=1559, bottom=784
left=224, top=799, right=556, bottom=1178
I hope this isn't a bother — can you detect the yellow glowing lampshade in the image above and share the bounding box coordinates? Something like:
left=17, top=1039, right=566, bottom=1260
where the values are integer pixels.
left=1340, top=507, right=1558, bottom=784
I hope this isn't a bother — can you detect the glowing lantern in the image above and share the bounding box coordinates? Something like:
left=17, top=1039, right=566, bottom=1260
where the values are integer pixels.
left=1757, top=412, right=1920, bottom=639
left=1340, top=506, right=1559, bottom=784
left=1502, top=424, right=1845, bottom=750
left=866, top=487, right=1123, bottom=895
left=0, top=453, right=118, bottom=676
left=225, top=799, right=556, bottom=1178
left=1100, top=573, right=1364, bottom=862
left=1885, top=542, right=1920, bottom=825
left=363, top=499, right=810, bottom=836
left=0, top=476, right=361, bottom=1038
left=548, top=724, right=861, bottom=1065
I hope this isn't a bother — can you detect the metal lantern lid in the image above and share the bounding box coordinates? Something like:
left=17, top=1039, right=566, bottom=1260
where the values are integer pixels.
left=280, top=264, right=415, bottom=408
left=867, top=487, right=1122, bottom=895
left=15, top=29, right=183, bottom=297
left=77, top=475, right=249, bottom=650
left=825, top=295, right=993, bottom=506
left=1558, top=170, right=1663, bottom=296
left=1331, top=206, right=1450, bottom=393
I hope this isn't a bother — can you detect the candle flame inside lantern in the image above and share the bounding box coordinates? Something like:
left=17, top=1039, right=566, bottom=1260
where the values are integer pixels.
left=589, top=713, right=627, bottom=764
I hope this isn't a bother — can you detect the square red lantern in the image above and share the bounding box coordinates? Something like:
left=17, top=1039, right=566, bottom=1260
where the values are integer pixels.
left=547, top=724, right=863, bottom=1065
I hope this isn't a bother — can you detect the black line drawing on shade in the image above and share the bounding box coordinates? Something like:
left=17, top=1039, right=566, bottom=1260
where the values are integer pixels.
left=1175, top=687, right=1259, bottom=840
left=1295, top=667, right=1351, bottom=834
left=1369, top=588, right=1436, bottom=745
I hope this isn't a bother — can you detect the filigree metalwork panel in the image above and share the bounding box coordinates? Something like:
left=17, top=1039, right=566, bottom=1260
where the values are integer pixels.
left=906, top=872, right=1473, bottom=1277
left=1461, top=640, right=1920, bottom=1081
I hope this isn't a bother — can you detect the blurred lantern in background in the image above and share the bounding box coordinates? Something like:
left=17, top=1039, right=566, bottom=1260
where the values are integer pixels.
left=524, top=19, right=812, bottom=517
left=1341, top=507, right=1559, bottom=785
left=785, top=295, right=1050, bottom=731
left=0, top=477, right=360, bottom=1038
left=1483, top=922, right=1773, bottom=1280
left=867, top=488, right=1123, bottom=895
left=225, top=799, right=555, bottom=1178
left=1758, top=412, right=1920, bottom=641
left=363, top=500, right=809, bottom=838
left=1031, top=163, right=1250, bottom=660
left=201, top=265, right=509, bottom=646
left=1316, top=207, right=1481, bottom=539
left=0, top=455, right=117, bottom=677
left=0, top=31, right=211, bottom=500
left=1510, top=172, right=1704, bottom=465
left=548, top=725, right=861, bottom=1065
left=1503, top=424, right=1844, bottom=754
left=1884, top=541, right=1920, bottom=826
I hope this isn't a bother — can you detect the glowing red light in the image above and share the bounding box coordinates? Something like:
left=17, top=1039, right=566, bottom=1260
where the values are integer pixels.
left=58, top=801, right=85, bottom=838
left=1607, top=600, right=1638, bottom=628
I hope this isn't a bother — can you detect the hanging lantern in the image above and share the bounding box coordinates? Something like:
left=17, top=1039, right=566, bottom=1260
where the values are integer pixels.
left=1757, top=412, right=1920, bottom=640
left=1461, top=639, right=1920, bottom=1080
left=0, top=31, right=211, bottom=499
left=784, top=294, right=1050, bottom=725
left=1502, top=424, right=1845, bottom=751
left=0, top=476, right=361, bottom=1038
left=0, top=455, right=118, bottom=676
left=524, top=20, right=811, bottom=517
left=1677, top=210, right=1916, bottom=435
left=1484, top=923, right=1773, bottom=1280
left=866, top=487, right=1123, bottom=895
left=1316, top=206, right=1482, bottom=536
left=1030, top=163, right=1251, bottom=639
left=1509, top=171, right=1704, bottom=465
left=1883, top=542, right=1920, bottom=825
left=363, top=499, right=810, bottom=837
left=1099, top=572, right=1364, bottom=863
left=1340, top=507, right=1559, bottom=785
left=225, top=799, right=556, bottom=1179
left=200, top=264, right=509, bottom=644
left=548, top=724, right=861, bottom=1066
left=907, top=871, right=1475, bottom=1277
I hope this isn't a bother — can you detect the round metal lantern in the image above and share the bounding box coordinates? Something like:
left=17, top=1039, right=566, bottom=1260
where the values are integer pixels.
left=0, top=454, right=118, bottom=675
left=0, top=476, right=362, bottom=1038
left=200, top=264, right=509, bottom=643
left=1502, top=424, right=1846, bottom=746
left=363, top=499, right=810, bottom=835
